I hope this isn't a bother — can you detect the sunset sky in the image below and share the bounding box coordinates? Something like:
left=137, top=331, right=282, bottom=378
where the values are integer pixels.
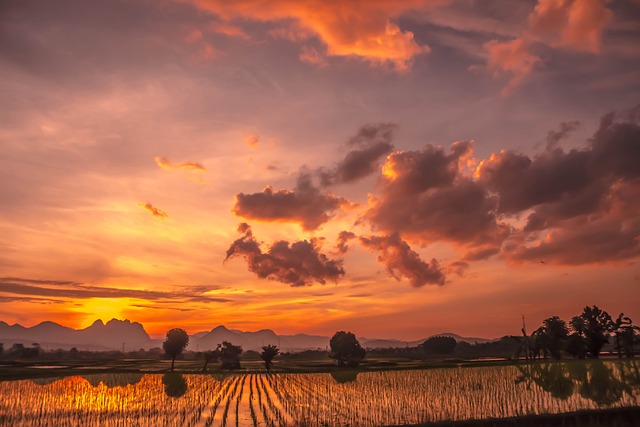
left=1, top=0, right=639, bottom=340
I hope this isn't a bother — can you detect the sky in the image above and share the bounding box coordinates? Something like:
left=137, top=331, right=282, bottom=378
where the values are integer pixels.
left=1, top=0, right=639, bottom=340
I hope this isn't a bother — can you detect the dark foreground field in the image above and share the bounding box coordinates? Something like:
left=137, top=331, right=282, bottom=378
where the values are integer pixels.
left=393, top=407, right=640, bottom=427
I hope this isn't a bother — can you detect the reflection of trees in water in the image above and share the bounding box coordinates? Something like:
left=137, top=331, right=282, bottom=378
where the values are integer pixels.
left=81, top=374, right=144, bottom=388
left=516, top=363, right=573, bottom=400
left=162, top=372, right=188, bottom=398
left=516, top=360, right=638, bottom=406
left=30, top=377, right=65, bottom=386
left=578, top=362, right=628, bottom=406
left=330, top=370, right=359, bottom=384
left=30, top=374, right=144, bottom=388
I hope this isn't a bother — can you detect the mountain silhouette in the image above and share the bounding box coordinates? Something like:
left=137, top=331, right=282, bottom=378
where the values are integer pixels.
left=0, top=319, right=492, bottom=352
left=0, top=318, right=151, bottom=351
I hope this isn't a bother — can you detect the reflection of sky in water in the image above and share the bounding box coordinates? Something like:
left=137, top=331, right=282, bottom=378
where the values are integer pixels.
left=0, top=361, right=638, bottom=426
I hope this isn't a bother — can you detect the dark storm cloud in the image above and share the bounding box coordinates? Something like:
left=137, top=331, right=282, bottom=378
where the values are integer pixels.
left=480, top=106, right=640, bottom=264
left=318, top=123, right=396, bottom=186
left=476, top=148, right=592, bottom=215
left=477, top=106, right=640, bottom=222
left=365, top=141, right=507, bottom=252
left=359, top=234, right=445, bottom=287
left=224, top=224, right=345, bottom=287
left=233, top=173, right=347, bottom=231
left=0, top=277, right=231, bottom=303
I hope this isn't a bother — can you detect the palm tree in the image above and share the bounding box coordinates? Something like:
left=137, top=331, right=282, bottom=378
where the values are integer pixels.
left=613, top=314, right=639, bottom=358
left=260, top=345, right=280, bottom=371
left=572, top=306, right=613, bottom=358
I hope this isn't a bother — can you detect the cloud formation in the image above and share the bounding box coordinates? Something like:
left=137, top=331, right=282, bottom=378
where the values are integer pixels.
left=319, top=123, right=396, bottom=186
left=529, top=0, right=613, bottom=53
left=366, top=141, right=507, bottom=253
left=233, top=174, right=347, bottom=230
left=545, top=120, right=581, bottom=150
left=245, top=135, right=260, bottom=148
left=0, top=277, right=230, bottom=303
left=224, top=224, right=345, bottom=287
left=185, top=0, right=444, bottom=70
left=335, top=231, right=357, bottom=255
left=227, top=107, right=639, bottom=287
left=479, top=107, right=640, bottom=264
left=359, top=234, right=445, bottom=287
left=481, top=0, right=614, bottom=93
left=484, top=38, right=540, bottom=95
left=138, top=202, right=169, bottom=219
left=155, top=156, right=206, bottom=172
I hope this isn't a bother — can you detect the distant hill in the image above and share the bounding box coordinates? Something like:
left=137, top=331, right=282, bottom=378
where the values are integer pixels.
left=0, top=319, right=151, bottom=351
left=361, top=333, right=493, bottom=349
left=0, top=319, right=491, bottom=352
left=190, top=325, right=328, bottom=352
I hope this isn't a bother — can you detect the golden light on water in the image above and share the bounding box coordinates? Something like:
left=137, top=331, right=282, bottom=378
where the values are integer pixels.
left=1, top=361, right=638, bottom=426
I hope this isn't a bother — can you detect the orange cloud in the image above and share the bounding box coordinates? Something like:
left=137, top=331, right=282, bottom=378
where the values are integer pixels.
left=209, top=21, right=250, bottom=39
left=529, top=0, right=613, bottom=53
left=299, top=45, right=328, bottom=67
left=185, top=0, right=447, bottom=70
left=480, top=0, right=612, bottom=94
left=138, top=202, right=168, bottom=220
left=154, top=156, right=206, bottom=172
left=484, top=38, right=540, bottom=96
left=245, top=135, right=259, bottom=148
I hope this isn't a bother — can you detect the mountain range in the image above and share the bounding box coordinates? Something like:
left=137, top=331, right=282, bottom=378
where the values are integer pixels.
left=0, top=319, right=492, bottom=352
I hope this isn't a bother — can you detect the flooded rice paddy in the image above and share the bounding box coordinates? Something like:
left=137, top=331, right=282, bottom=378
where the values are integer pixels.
left=0, top=360, right=638, bottom=426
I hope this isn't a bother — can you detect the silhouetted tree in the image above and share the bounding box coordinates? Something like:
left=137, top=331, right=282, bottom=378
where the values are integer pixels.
left=0, top=343, right=3, bottom=357
left=260, top=345, right=280, bottom=371
left=572, top=306, right=613, bottom=358
left=422, top=336, right=457, bottom=354
left=163, top=328, right=189, bottom=371
left=613, top=313, right=639, bottom=358
left=200, top=349, right=221, bottom=372
left=219, top=341, right=242, bottom=370
left=8, top=343, right=38, bottom=358
left=162, top=372, right=188, bottom=397
left=329, top=331, right=365, bottom=367
left=531, top=327, right=550, bottom=360
left=567, top=315, right=588, bottom=359
left=541, top=316, right=569, bottom=360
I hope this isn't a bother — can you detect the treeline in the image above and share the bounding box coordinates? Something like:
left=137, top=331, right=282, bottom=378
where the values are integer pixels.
left=516, top=305, right=638, bottom=361
left=369, top=305, right=640, bottom=361
left=2, top=306, right=637, bottom=370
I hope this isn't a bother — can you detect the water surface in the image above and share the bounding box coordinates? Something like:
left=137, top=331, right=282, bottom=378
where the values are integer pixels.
left=0, top=360, right=638, bottom=426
